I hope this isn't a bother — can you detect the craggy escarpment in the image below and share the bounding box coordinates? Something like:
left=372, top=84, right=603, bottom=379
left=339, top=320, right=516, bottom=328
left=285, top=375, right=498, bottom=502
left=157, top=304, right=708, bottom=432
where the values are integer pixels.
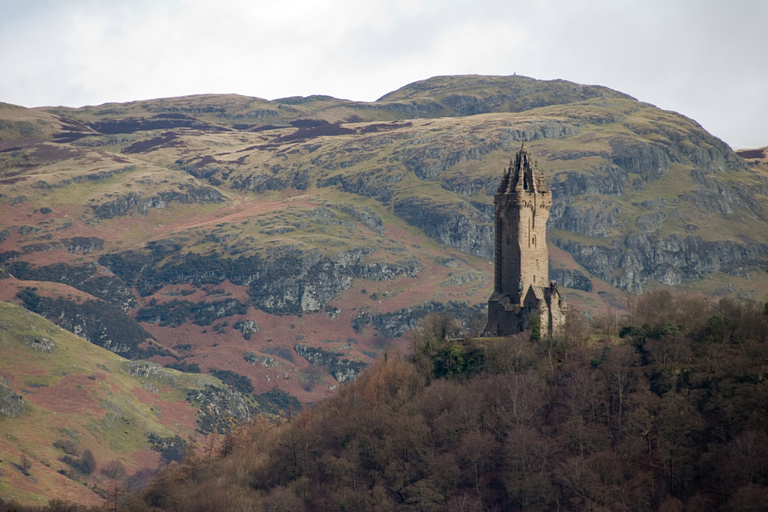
left=16, top=289, right=153, bottom=357
left=100, top=243, right=421, bottom=315
left=549, top=199, right=623, bottom=238
left=61, top=236, right=105, bottom=253
left=91, top=184, right=226, bottom=220
left=136, top=298, right=248, bottom=327
left=554, top=234, right=768, bottom=294
left=6, top=261, right=135, bottom=309
left=394, top=196, right=494, bottom=259
left=549, top=267, right=592, bottom=292
left=335, top=203, right=385, bottom=234
left=548, top=163, right=629, bottom=197
left=230, top=168, right=311, bottom=193
left=5, top=261, right=137, bottom=311
left=317, top=167, right=405, bottom=203
left=352, top=301, right=486, bottom=338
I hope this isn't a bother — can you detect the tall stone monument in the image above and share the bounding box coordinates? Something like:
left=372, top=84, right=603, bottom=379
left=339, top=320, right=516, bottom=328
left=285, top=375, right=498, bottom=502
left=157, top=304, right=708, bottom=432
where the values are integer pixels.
left=485, top=143, right=566, bottom=337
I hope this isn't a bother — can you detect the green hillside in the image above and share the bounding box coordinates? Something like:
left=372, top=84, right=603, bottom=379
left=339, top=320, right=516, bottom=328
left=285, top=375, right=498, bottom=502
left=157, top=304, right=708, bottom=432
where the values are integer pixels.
left=0, top=301, right=241, bottom=505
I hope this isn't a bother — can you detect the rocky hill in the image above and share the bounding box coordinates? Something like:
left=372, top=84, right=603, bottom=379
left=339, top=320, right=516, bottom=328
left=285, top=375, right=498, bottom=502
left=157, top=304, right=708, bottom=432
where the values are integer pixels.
left=1, top=75, right=767, bottom=454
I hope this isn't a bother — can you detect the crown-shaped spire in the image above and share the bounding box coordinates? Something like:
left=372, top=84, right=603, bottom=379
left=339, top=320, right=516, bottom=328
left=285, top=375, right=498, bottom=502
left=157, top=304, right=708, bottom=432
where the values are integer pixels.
left=497, top=142, right=547, bottom=195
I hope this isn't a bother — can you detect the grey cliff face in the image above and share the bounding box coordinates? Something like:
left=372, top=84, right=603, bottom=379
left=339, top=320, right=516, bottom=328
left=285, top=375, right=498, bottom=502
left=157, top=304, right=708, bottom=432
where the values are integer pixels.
left=91, top=184, right=225, bottom=220
left=555, top=235, right=768, bottom=294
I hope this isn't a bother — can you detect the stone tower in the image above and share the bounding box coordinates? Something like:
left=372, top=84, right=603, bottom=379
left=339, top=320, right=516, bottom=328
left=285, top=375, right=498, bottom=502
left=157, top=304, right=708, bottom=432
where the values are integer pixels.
left=485, top=143, right=566, bottom=337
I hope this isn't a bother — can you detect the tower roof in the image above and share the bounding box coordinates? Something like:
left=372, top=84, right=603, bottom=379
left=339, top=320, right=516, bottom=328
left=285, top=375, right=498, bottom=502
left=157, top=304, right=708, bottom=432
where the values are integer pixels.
left=496, top=142, right=548, bottom=195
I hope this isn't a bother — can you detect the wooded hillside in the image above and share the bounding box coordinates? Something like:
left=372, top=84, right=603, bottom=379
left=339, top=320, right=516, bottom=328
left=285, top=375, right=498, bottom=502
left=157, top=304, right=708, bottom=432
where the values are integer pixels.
left=6, top=291, right=766, bottom=512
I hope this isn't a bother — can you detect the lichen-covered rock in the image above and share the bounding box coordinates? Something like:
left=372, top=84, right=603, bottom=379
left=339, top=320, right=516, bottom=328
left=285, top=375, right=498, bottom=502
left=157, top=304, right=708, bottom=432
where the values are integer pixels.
left=124, top=361, right=178, bottom=385
left=234, top=320, right=260, bottom=340
left=0, top=383, right=27, bottom=417
left=331, top=360, right=368, bottom=383
left=244, top=352, right=277, bottom=368
left=21, top=336, right=55, bottom=353
left=187, top=385, right=251, bottom=435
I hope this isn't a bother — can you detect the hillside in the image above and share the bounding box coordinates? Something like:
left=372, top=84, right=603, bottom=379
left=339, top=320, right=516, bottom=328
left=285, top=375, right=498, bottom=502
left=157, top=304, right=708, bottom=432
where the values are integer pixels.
left=0, top=301, right=254, bottom=505
left=1, top=74, right=767, bottom=473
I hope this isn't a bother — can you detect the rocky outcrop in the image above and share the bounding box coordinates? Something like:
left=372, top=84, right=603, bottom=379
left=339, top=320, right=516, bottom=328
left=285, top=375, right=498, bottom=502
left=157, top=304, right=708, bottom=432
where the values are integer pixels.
left=91, top=184, right=225, bottom=220
left=136, top=298, right=247, bottom=327
left=548, top=164, right=628, bottom=198
left=294, top=344, right=367, bottom=383
left=679, top=169, right=768, bottom=218
left=441, top=175, right=500, bottom=196
left=335, top=203, right=384, bottom=233
left=17, top=289, right=151, bottom=357
left=317, top=167, right=404, bottom=203
left=244, top=352, right=277, bottom=368
left=636, top=211, right=666, bottom=234
left=352, top=301, right=485, bottom=338
left=21, top=336, right=55, bottom=353
left=355, top=258, right=422, bottom=281
left=234, top=320, right=260, bottom=340
left=5, top=261, right=136, bottom=311
left=351, top=100, right=444, bottom=117
left=124, top=361, right=178, bottom=384
left=0, top=383, right=27, bottom=418
left=62, top=236, right=104, bottom=253
left=549, top=268, right=592, bottom=291
left=554, top=235, right=768, bottom=294
left=609, top=137, right=671, bottom=181
left=101, top=243, right=422, bottom=315
left=231, top=169, right=310, bottom=192
left=250, top=248, right=368, bottom=315
left=187, top=385, right=251, bottom=435
left=549, top=199, right=622, bottom=238
left=398, top=142, right=503, bottom=181
left=394, top=197, right=493, bottom=258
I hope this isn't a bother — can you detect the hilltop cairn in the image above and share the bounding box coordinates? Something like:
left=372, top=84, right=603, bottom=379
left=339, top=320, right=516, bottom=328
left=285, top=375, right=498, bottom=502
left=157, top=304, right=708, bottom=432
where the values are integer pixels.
left=485, top=143, right=567, bottom=337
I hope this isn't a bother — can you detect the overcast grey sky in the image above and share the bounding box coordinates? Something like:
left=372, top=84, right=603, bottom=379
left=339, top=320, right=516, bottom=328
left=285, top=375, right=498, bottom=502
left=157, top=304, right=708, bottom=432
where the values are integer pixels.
left=1, top=0, right=766, bottom=148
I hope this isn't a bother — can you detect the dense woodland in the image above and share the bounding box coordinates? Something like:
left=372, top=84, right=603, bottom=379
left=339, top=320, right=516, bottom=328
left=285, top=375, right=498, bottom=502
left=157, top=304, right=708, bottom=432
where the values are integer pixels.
left=3, top=291, right=768, bottom=512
